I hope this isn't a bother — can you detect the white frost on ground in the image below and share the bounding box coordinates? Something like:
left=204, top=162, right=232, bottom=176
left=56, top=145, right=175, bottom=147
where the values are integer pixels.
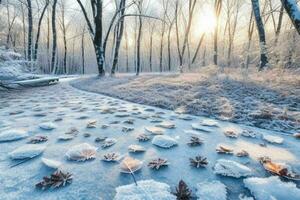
left=196, top=180, right=227, bottom=200
left=114, top=179, right=176, bottom=200
left=244, top=176, right=300, bottom=200
left=71, top=67, right=300, bottom=133
left=0, top=79, right=299, bottom=199
left=214, top=159, right=253, bottom=178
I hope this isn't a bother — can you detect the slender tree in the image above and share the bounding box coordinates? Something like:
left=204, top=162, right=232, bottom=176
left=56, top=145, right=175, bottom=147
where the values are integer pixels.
left=33, top=0, right=49, bottom=61
left=51, top=0, right=58, bottom=73
left=281, top=0, right=300, bottom=35
left=26, top=0, right=33, bottom=62
left=251, top=0, right=269, bottom=70
left=213, top=0, right=222, bottom=65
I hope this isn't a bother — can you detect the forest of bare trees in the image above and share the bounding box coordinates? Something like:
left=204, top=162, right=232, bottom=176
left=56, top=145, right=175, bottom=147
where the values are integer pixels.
left=0, top=0, right=299, bottom=75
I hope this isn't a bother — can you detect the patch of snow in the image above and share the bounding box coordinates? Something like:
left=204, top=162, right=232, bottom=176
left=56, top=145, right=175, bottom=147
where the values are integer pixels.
left=196, top=180, right=227, bottom=200
left=9, top=144, right=46, bottom=159
left=214, top=159, right=253, bottom=178
left=114, top=179, right=176, bottom=200
left=263, top=135, right=284, bottom=144
left=244, top=176, right=300, bottom=200
left=152, top=135, right=178, bottom=148
left=0, top=129, right=28, bottom=142
left=41, top=157, right=62, bottom=169
left=39, top=122, right=57, bottom=130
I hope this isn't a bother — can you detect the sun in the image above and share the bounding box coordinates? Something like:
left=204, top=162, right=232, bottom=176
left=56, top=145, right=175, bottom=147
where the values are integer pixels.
left=195, top=6, right=217, bottom=34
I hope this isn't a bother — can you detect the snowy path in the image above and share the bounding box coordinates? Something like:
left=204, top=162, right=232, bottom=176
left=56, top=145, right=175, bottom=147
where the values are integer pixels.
left=0, top=79, right=299, bottom=200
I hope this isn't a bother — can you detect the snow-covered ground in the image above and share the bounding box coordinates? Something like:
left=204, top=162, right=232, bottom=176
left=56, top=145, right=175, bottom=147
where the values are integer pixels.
left=71, top=66, right=300, bottom=134
left=0, top=79, right=299, bottom=199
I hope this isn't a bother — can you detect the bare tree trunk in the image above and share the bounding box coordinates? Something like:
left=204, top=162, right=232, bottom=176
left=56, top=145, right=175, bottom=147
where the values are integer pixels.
left=149, top=24, right=154, bottom=72
left=33, top=0, right=49, bottom=61
left=192, top=34, right=205, bottom=64
left=21, top=4, right=27, bottom=58
left=26, top=0, right=33, bottom=62
left=111, top=0, right=126, bottom=75
left=124, top=27, right=129, bottom=72
left=81, top=27, right=85, bottom=74
left=213, top=0, right=222, bottom=65
left=51, top=0, right=58, bottom=73
left=251, top=0, right=269, bottom=70
left=136, top=1, right=143, bottom=76
left=245, top=11, right=255, bottom=69
left=281, top=0, right=300, bottom=35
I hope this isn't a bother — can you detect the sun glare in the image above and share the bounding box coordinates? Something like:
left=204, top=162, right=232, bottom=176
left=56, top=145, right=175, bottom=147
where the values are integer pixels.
left=196, top=6, right=217, bottom=34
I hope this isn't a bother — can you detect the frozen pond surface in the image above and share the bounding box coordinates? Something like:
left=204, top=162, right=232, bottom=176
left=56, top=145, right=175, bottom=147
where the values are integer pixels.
left=0, top=79, right=299, bottom=199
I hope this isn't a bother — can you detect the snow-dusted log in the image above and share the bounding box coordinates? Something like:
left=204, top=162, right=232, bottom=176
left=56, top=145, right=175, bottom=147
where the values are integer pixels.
left=281, top=0, right=300, bottom=35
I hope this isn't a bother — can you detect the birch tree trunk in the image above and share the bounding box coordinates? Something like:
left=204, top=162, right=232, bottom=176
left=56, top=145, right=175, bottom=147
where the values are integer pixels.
left=281, top=0, right=300, bottom=35
left=251, top=0, right=269, bottom=70
left=51, top=0, right=58, bottom=73
left=26, top=0, right=33, bottom=62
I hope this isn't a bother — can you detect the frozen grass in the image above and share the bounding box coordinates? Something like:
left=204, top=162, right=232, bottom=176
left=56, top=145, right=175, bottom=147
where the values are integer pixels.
left=71, top=66, right=300, bottom=133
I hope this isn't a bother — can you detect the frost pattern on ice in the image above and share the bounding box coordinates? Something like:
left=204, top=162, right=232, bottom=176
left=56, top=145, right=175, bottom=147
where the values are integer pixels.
left=0, top=129, right=28, bottom=142
left=214, top=159, right=252, bottom=178
left=152, top=135, right=178, bottom=148
left=114, top=179, right=176, bottom=200
left=244, top=176, right=300, bottom=200
left=9, top=144, right=46, bottom=159
left=196, top=180, right=227, bottom=200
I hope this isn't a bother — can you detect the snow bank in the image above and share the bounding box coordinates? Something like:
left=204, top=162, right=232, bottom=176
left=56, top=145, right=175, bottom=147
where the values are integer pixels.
left=0, top=46, right=33, bottom=81
left=196, top=180, right=227, bottom=200
left=214, top=159, right=253, bottom=178
left=114, top=180, right=176, bottom=200
left=244, top=176, right=300, bottom=200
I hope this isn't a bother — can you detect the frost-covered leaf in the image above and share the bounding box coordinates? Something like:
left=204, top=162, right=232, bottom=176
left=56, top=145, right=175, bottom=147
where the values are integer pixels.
left=191, top=124, right=211, bottom=133
left=152, top=135, right=178, bottom=149
left=148, top=158, right=169, bottom=170
left=102, top=152, right=121, bottom=162
left=244, top=176, right=300, bottom=200
left=145, top=127, right=165, bottom=135
left=114, top=179, right=176, bottom=200
left=58, top=134, right=74, bottom=141
left=0, top=129, right=28, bottom=142
left=236, top=150, right=249, bottom=157
left=189, top=156, right=208, bottom=168
left=216, top=145, right=234, bottom=154
left=174, top=180, right=192, bottom=200
left=86, top=120, right=97, bottom=128
left=9, top=144, right=46, bottom=160
left=102, top=138, right=117, bottom=148
left=137, top=134, right=151, bottom=142
left=214, top=159, right=252, bottom=178
left=187, top=136, right=203, bottom=146
left=36, top=170, right=72, bottom=190
left=200, top=119, right=219, bottom=127
left=39, top=122, right=56, bottom=130
left=120, top=156, right=143, bottom=173
left=28, top=135, right=48, bottom=144
left=41, top=157, right=62, bottom=169
left=128, top=144, right=146, bottom=153
left=196, top=181, right=227, bottom=200
left=156, top=121, right=176, bottom=129
left=293, top=133, right=300, bottom=139
left=65, top=143, right=97, bottom=161
left=259, top=157, right=300, bottom=180
left=122, top=127, right=134, bottom=133
left=263, top=135, right=284, bottom=144
left=224, top=130, right=238, bottom=138
left=65, top=127, right=79, bottom=135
